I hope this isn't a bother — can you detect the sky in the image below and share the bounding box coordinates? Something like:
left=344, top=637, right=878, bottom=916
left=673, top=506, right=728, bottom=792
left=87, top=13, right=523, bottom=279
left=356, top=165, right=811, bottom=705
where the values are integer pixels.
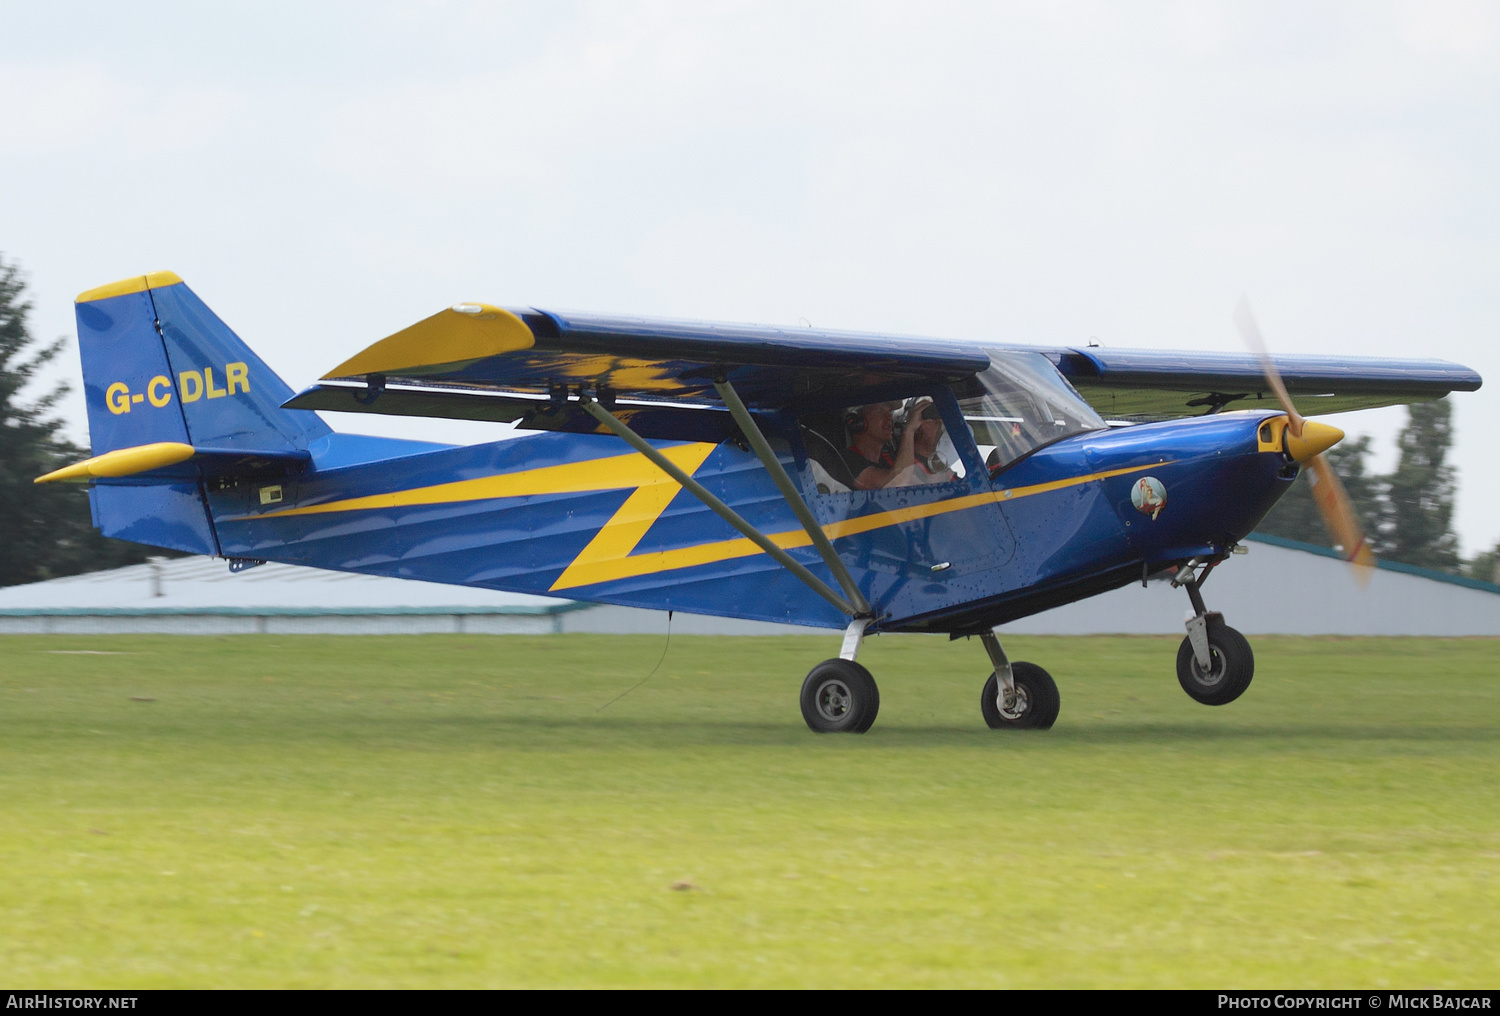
left=2, top=0, right=1496, bottom=554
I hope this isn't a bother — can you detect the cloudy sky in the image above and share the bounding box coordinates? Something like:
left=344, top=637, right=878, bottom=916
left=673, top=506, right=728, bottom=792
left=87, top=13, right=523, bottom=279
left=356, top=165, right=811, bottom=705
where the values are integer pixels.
left=3, top=1, right=1496, bottom=553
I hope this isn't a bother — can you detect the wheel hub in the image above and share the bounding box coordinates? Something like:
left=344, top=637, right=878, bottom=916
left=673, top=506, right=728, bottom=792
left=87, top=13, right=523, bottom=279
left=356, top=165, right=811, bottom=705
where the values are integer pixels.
left=997, top=683, right=1030, bottom=720
left=1190, top=648, right=1226, bottom=687
left=815, top=678, right=853, bottom=721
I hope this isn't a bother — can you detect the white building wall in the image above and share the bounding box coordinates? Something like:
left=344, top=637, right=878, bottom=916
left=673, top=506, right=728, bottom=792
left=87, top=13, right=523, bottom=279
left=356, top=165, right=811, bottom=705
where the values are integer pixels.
left=999, top=540, right=1500, bottom=636
left=559, top=605, right=814, bottom=636
left=0, top=613, right=565, bottom=636
left=0, top=540, right=1494, bottom=638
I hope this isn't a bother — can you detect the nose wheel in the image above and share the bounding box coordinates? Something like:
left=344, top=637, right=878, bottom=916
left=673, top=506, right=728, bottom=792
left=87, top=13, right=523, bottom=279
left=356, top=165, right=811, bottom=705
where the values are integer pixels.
left=1173, top=558, right=1255, bottom=705
left=1176, top=616, right=1254, bottom=705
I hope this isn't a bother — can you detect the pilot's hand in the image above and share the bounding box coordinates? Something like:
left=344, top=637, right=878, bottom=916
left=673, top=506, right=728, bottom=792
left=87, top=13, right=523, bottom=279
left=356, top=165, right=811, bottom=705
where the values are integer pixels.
left=900, top=411, right=920, bottom=445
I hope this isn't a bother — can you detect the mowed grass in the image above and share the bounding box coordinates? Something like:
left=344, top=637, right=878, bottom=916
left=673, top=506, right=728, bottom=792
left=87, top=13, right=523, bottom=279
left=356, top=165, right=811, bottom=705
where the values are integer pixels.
left=0, top=633, right=1496, bottom=988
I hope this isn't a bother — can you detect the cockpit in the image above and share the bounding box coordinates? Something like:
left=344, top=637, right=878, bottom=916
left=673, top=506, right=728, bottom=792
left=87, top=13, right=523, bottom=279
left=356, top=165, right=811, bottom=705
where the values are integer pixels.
left=955, top=350, right=1107, bottom=474
left=799, top=349, right=1106, bottom=494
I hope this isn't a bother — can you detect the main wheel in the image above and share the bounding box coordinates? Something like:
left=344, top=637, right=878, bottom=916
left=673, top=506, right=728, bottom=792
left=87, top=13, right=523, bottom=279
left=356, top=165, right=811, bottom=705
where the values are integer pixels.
left=800, top=659, right=880, bottom=733
left=980, top=662, right=1060, bottom=730
left=1176, top=619, right=1254, bottom=705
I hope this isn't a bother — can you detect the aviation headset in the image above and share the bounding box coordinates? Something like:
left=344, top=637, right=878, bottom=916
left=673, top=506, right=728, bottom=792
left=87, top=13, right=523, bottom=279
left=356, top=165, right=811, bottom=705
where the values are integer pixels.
left=844, top=401, right=909, bottom=436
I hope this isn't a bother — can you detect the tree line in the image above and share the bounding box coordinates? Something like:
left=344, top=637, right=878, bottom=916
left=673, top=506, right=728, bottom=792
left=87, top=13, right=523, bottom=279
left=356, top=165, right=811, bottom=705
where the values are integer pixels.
left=0, top=255, right=158, bottom=587
left=1, top=251, right=1496, bottom=587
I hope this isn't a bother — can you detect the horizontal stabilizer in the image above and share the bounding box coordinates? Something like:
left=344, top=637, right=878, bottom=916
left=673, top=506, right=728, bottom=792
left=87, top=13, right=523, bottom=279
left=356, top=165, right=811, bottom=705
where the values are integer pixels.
left=36, top=442, right=310, bottom=484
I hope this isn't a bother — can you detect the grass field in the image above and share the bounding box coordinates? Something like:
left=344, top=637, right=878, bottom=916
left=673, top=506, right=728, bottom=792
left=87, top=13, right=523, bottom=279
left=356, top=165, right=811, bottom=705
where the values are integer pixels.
left=0, top=632, right=1496, bottom=988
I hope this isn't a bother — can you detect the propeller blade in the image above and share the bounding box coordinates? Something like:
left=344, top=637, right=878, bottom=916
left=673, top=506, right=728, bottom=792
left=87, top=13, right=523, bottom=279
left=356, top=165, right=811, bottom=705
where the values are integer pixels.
left=1233, top=297, right=1304, bottom=437
left=1306, top=453, right=1377, bottom=579
left=1233, top=296, right=1375, bottom=583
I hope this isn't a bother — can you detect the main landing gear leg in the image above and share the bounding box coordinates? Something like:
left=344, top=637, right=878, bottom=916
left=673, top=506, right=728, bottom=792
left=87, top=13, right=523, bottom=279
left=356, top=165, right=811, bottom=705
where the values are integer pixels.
left=1173, top=561, right=1254, bottom=705
left=979, top=629, right=1060, bottom=730
left=800, top=617, right=880, bottom=734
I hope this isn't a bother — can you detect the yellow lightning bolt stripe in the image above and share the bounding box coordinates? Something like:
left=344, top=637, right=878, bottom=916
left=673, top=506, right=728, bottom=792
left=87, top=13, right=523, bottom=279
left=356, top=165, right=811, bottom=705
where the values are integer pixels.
left=548, top=460, right=1171, bottom=591
left=242, top=444, right=1168, bottom=592
left=246, top=443, right=719, bottom=519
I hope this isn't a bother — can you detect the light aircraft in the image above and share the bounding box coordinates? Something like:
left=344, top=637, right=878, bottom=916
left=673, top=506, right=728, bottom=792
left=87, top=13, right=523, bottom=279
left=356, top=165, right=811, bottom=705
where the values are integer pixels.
left=40, top=272, right=1482, bottom=732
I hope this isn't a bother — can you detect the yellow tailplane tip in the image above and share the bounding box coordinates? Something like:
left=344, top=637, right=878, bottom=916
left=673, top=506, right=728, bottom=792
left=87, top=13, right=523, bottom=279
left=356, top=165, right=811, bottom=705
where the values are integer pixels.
left=75, top=271, right=185, bottom=304
left=35, top=442, right=196, bottom=483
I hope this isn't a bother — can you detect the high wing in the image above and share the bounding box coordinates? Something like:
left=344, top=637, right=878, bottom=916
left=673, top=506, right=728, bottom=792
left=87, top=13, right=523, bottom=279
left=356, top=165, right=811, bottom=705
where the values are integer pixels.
left=285, top=305, right=990, bottom=440
left=1051, top=346, right=1483, bottom=421
left=284, top=305, right=1481, bottom=429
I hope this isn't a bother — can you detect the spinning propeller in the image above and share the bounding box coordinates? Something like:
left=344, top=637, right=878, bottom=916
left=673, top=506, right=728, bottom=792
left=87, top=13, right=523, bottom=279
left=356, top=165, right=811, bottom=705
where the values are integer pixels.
left=1233, top=298, right=1377, bottom=580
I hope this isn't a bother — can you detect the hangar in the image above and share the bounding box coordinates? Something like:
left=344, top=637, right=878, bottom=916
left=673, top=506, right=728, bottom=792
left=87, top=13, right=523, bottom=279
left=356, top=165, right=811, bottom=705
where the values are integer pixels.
left=0, top=534, right=1495, bottom=638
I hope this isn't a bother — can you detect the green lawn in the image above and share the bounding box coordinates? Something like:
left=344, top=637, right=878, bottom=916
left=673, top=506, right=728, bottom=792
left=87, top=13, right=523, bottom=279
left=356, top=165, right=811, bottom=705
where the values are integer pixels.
left=0, top=632, right=1496, bottom=987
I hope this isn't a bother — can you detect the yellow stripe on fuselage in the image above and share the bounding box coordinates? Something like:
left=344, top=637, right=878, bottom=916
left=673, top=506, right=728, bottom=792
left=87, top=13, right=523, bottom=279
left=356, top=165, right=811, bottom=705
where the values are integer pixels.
left=549, top=461, right=1168, bottom=591
left=250, top=443, right=719, bottom=518
left=244, top=446, right=1167, bottom=592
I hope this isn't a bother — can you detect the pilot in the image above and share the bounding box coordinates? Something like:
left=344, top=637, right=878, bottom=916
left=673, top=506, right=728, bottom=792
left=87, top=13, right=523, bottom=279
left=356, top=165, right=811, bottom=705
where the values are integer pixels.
left=889, top=399, right=957, bottom=486
left=842, top=401, right=918, bottom=490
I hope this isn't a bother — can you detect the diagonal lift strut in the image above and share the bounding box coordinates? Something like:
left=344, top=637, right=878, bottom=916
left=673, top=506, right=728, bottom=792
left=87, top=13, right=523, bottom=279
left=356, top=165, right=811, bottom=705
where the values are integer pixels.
left=712, top=379, right=872, bottom=617
left=578, top=395, right=860, bottom=617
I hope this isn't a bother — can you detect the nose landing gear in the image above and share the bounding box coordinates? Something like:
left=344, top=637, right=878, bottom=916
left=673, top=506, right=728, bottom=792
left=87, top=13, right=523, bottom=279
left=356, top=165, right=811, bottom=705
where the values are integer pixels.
left=1173, top=559, right=1254, bottom=705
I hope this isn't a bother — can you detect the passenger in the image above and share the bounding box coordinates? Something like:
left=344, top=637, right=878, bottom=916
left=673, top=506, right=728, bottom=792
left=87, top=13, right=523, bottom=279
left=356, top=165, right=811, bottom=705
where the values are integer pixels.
left=841, top=401, right=917, bottom=490
left=889, top=399, right=957, bottom=486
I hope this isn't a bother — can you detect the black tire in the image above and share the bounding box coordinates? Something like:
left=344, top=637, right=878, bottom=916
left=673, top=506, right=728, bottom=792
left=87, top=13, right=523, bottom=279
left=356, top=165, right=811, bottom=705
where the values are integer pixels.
left=800, top=659, right=880, bottom=733
left=1176, top=619, right=1254, bottom=705
left=980, top=661, right=1060, bottom=730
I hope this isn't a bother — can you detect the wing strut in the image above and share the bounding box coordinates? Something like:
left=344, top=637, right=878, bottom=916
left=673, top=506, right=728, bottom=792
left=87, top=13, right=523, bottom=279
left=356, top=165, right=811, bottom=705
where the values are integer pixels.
left=712, top=378, right=872, bottom=617
left=577, top=396, right=859, bottom=617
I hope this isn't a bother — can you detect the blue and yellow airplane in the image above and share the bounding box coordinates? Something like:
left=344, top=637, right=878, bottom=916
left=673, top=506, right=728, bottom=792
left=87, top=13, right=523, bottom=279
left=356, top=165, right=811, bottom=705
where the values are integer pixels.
left=40, top=272, right=1482, bottom=732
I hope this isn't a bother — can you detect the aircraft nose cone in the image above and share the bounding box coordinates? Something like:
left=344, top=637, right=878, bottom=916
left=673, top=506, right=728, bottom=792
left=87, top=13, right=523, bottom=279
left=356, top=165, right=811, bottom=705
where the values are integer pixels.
left=1285, top=419, right=1344, bottom=462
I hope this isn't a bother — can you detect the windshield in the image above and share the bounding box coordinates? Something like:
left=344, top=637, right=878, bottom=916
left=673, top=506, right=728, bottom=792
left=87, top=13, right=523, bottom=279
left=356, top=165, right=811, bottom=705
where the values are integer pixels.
left=955, top=350, right=1106, bottom=472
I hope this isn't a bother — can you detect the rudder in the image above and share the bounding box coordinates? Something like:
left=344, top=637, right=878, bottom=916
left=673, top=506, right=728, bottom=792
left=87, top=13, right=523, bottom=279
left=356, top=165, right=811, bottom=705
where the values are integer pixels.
left=72, top=271, right=329, bottom=556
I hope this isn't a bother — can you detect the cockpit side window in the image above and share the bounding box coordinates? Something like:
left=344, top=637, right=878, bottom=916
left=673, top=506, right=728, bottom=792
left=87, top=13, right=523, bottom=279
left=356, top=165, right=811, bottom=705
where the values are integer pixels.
left=956, top=351, right=1107, bottom=474
left=798, top=396, right=967, bottom=495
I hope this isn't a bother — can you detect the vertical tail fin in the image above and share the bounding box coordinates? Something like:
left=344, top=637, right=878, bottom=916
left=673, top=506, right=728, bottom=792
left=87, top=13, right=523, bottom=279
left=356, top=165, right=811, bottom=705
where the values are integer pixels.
left=75, top=272, right=329, bottom=455
left=72, top=272, right=329, bottom=556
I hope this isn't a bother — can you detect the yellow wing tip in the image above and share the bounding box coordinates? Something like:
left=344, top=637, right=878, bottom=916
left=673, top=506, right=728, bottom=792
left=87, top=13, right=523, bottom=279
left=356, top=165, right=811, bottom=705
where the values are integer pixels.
left=75, top=271, right=185, bottom=304
left=321, top=302, right=535, bottom=380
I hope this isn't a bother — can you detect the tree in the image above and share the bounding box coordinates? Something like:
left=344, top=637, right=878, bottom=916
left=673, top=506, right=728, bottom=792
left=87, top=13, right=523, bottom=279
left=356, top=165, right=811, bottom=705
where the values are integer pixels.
left=1467, top=542, right=1500, bottom=586
left=0, top=254, right=157, bottom=587
left=1381, top=399, right=1461, bottom=573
